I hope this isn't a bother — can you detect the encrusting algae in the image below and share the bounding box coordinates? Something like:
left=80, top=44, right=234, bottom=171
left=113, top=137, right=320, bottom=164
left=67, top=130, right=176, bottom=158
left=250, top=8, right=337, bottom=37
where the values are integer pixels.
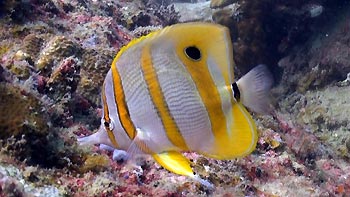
left=80, top=154, right=110, bottom=173
left=19, top=34, right=44, bottom=64
left=77, top=49, right=115, bottom=105
left=36, top=36, right=81, bottom=75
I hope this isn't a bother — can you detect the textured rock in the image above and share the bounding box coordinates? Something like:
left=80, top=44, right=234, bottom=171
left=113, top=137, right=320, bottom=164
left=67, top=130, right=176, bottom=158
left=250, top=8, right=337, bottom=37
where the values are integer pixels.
left=278, top=4, right=350, bottom=93
left=212, top=1, right=277, bottom=74
left=279, top=85, right=350, bottom=159
left=0, top=83, right=49, bottom=139
left=132, top=25, right=162, bottom=38
left=76, top=48, right=114, bottom=105
left=210, top=0, right=345, bottom=77
left=172, top=1, right=212, bottom=22
left=20, top=34, right=44, bottom=63
left=45, top=57, right=81, bottom=100
left=210, top=0, right=237, bottom=9
left=36, top=36, right=81, bottom=75
left=0, top=0, right=33, bottom=23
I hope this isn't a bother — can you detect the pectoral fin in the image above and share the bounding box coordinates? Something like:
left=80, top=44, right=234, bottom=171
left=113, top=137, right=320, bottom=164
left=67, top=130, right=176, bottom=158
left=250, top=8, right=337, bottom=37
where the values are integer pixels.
left=152, top=151, right=194, bottom=177
left=126, top=128, right=154, bottom=157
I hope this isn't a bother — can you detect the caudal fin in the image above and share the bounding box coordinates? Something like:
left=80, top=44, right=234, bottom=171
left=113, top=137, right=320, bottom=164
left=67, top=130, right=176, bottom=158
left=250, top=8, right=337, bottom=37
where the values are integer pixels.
left=236, top=64, right=274, bottom=114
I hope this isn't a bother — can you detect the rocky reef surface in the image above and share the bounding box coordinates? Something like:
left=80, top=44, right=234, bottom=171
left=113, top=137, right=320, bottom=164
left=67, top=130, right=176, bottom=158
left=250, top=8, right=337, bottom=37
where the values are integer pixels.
left=1, top=0, right=350, bottom=196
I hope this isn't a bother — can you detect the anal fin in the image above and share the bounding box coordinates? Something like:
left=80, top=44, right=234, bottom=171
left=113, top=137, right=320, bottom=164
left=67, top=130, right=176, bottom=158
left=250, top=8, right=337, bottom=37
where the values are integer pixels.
left=153, top=151, right=214, bottom=189
left=126, top=129, right=214, bottom=188
left=152, top=151, right=194, bottom=177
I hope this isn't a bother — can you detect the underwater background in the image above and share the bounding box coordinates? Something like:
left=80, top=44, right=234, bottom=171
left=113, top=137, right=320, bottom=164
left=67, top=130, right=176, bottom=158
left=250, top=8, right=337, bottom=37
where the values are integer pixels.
left=0, top=0, right=350, bottom=196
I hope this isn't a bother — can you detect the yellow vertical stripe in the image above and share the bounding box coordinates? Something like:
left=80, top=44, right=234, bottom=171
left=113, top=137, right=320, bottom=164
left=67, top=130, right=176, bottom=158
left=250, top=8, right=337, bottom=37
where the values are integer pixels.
left=160, top=24, right=233, bottom=150
left=101, top=82, right=119, bottom=148
left=189, top=66, right=227, bottom=144
left=176, top=49, right=228, bottom=148
left=111, top=58, right=136, bottom=140
left=140, top=45, right=189, bottom=151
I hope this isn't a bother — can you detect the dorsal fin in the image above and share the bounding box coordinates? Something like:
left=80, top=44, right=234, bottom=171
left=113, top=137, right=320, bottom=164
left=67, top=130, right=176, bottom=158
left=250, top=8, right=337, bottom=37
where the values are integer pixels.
left=114, top=29, right=163, bottom=62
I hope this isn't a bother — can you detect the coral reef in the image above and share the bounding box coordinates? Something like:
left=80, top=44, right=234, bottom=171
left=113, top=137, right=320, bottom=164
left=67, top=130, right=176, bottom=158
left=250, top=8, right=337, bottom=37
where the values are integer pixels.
left=20, top=34, right=44, bottom=63
left=210, top=0, right=236, bottom=9
left=0, top=80, right=86, bottom=168
left=132, top=25, right=163, bottom=38
left=0, top=83, right=49, bottom=139
left=77, top=48, right=114, bottom=105
left=210, top=0, right=348, bottom=77
left=278, top=4, right=350, bottom=93
left=45, top=56, right=81, bottom=100
left=173, top=1, right=212, bottom=22
left=279, top=84, right=350, bottom=160
left=36, top=36, right=81, bottom=74
left=0, top=0, right=34, bottom=23
left=212, top=0, right=278, bottom=74
left=0, top=0, right=350, bottom=196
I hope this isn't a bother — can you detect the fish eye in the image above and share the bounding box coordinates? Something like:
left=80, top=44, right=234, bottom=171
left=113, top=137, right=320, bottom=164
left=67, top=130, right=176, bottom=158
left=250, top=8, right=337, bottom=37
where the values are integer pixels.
left=184, top=46, right=201, bottom=61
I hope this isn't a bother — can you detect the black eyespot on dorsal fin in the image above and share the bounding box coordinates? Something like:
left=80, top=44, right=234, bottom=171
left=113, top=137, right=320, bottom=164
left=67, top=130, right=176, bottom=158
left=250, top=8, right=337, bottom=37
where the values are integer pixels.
left=231, top=82, right=240, bottom=102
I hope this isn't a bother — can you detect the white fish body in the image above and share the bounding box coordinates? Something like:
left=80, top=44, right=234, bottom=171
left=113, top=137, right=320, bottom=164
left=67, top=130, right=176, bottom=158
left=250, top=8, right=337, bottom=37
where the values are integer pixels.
left=78, top=22, right=273, bottom=184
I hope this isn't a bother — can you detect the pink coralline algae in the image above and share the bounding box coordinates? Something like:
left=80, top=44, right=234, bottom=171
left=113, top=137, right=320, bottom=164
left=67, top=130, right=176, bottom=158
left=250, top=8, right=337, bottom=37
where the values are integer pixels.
left=275, top=113, right=350, bottom=195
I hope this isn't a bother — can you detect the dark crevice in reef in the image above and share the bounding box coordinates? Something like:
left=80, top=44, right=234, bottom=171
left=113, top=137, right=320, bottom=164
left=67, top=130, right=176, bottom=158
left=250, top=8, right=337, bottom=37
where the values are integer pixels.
left=214, top=0, right=350, bottom=84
